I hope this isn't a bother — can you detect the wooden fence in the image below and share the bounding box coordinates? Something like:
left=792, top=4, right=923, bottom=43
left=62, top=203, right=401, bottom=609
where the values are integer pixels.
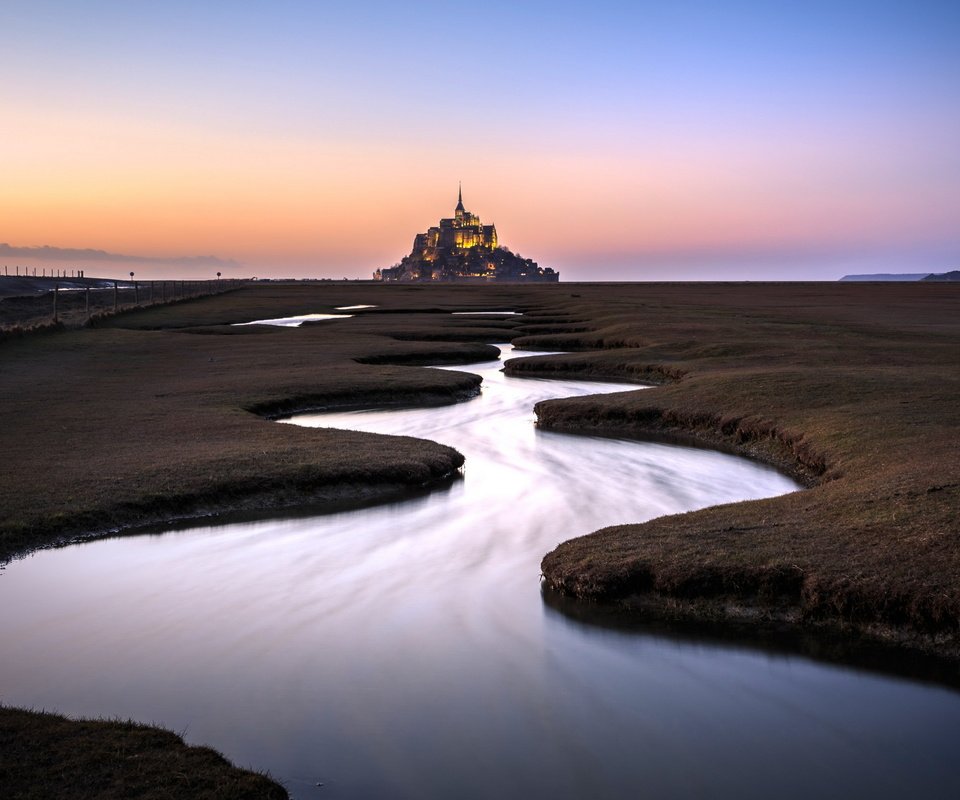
left=1, top=279, right=249, bottom=334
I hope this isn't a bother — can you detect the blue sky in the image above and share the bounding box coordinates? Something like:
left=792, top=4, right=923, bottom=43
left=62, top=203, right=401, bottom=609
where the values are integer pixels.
left=1, top=0, right=958, bottom=279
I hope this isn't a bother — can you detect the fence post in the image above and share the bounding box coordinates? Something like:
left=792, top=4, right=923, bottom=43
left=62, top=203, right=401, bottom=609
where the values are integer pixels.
left=53, top=283, right=59, bottom=323
left=85, top=286, right=90, bottom=318
left=114, top=281, right=119, bottom=312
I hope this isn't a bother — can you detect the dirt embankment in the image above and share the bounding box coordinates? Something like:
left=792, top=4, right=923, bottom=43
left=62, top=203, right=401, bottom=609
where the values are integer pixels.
left=503, top=283, right=960, bottom=660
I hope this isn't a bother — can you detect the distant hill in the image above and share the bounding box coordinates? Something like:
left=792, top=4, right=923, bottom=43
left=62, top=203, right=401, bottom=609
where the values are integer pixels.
left=921, top=270, right=960, bottom=282
left=839, top=273, right=932, bottom=282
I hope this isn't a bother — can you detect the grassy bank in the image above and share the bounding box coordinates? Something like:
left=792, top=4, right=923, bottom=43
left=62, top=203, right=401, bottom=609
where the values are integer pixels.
left=0, top=286, right=532, bottom=561
left=0, top=707, right=288, bottom=799
left=502, top=282, right=960, bottom=657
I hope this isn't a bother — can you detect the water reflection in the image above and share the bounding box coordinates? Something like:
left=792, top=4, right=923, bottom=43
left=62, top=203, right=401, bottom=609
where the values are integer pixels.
left=541, top=586, right=960, bottom=689
left=0, top=345, right=957, bottom=799
left=233, top=312, right=353, bottom=327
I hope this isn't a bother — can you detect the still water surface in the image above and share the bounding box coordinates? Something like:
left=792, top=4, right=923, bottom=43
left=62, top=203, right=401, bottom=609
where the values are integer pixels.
left=1, top=345, right=959, bottom=799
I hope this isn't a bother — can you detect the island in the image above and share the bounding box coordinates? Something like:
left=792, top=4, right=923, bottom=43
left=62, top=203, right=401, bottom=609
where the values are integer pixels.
left=374, top=187, right=559, bottom=283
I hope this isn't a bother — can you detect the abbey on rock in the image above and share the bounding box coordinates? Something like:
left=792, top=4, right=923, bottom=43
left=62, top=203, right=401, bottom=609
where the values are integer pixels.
left=374, top=187, right=559, bottom=283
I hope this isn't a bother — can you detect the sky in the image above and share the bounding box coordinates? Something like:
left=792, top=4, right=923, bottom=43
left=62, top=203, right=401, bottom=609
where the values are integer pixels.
left=1, top=0, right=958, bottom=281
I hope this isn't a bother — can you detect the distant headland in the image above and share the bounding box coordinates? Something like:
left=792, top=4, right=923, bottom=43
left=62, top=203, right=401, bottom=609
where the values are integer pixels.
left=839, top=271, right=960, bottom=282
left=374, top=187, right=558, bottom=283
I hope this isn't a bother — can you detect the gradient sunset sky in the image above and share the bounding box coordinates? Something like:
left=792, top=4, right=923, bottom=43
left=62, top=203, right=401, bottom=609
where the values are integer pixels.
left=2, top=0, right=958, bottom=281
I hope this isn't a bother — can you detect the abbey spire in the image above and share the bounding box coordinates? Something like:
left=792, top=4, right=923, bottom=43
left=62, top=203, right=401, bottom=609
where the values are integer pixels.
left=455, top=183, right=465, bottom=217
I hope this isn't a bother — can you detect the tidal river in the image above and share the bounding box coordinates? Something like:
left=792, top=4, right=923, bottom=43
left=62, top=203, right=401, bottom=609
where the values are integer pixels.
left=1, top=344, right=959, bottom=799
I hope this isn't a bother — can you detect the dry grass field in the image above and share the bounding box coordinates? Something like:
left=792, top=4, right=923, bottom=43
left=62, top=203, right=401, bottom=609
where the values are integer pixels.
left=503, top=283, right=960, bottom=658
left=1, top=280, right=958, bottom=795
left=0, top=706, right=287, bottom=800
left=0, top=285, right=522, bottom=560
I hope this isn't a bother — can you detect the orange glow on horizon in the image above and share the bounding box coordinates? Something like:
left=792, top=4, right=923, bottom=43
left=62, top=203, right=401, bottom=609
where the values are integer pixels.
left=2, top=105, right=957, bottom=279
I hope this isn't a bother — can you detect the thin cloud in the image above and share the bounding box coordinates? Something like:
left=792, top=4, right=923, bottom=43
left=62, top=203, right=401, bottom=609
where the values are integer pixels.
left=0, top=243, right=241, bottom=269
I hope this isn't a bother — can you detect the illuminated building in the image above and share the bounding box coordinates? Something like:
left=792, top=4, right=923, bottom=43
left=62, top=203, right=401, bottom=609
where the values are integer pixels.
left=374, top=187, right=559, bottom=282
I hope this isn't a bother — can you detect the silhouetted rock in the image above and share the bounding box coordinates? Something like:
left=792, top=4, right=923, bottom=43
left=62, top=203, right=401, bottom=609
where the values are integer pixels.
left=839, top=273, right=932, bottom=281
left=921, top=270, right=960, bottom=281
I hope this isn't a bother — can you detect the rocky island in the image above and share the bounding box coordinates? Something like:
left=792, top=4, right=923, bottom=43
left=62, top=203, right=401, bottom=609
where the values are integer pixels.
left=374, top=187, right=559, bottom=283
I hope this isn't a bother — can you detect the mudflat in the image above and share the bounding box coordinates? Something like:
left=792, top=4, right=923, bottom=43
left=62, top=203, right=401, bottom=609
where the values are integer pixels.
left=1, top=280, right=958, bottom=796
left=0, top=284, right=517, bottom=560
left=3, top=281, right=958, bottom=650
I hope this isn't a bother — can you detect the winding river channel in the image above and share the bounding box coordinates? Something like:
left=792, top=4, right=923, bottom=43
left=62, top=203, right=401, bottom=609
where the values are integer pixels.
left=2, top=343, right=959, bottom=798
